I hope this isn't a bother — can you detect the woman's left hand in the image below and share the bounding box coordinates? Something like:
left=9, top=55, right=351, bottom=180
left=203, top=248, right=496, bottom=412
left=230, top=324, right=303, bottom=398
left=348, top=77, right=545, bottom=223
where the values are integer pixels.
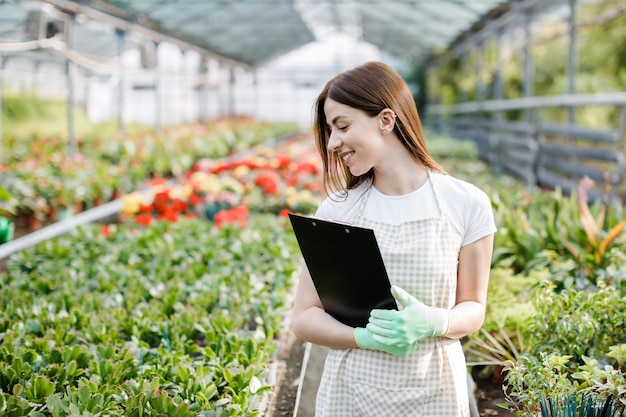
left=366, top=285, right=449, bottom=346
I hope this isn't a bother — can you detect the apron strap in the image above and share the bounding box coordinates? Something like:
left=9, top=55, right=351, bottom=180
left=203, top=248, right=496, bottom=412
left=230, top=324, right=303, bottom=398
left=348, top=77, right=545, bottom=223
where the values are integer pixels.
left=355, top=179, right=374, bottom=219
left=428, top=171, right=447, bottom=218
left=355, top=171, right=446, bottom=220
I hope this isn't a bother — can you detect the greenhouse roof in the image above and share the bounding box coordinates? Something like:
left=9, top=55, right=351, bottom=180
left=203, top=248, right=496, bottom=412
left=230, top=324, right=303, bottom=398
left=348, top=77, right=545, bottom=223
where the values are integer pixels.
left=0, top=0, right=512, bottom=68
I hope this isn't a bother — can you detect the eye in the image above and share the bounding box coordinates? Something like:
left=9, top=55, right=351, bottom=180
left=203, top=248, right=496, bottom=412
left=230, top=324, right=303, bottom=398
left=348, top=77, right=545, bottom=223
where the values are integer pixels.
left=337, top=125, right=348, bottom=131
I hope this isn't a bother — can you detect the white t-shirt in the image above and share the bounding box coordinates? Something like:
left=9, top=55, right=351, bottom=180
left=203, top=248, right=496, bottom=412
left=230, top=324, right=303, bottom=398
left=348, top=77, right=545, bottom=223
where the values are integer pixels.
left=315, top=171, right=497, bottom=250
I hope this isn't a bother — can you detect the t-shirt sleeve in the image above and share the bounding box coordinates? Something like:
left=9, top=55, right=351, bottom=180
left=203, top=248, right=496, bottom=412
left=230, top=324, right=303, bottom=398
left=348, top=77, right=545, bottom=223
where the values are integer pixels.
left=315, top=199, right=334, bottom=218
left=462, top=185, right=497, bottom=247
left=314, top=185, right=366, bottom=223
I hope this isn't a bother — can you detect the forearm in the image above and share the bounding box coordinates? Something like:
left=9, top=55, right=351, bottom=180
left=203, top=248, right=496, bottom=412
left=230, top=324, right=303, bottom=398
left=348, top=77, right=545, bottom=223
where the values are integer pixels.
left=445, top=300, right=486, bottom=339
left=291, top=306, right=358, bottom=349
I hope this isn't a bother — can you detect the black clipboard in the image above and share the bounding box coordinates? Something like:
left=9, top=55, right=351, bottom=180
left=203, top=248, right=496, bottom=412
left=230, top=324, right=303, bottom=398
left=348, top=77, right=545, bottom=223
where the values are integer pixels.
left=288, top=213, right=397, bottom=328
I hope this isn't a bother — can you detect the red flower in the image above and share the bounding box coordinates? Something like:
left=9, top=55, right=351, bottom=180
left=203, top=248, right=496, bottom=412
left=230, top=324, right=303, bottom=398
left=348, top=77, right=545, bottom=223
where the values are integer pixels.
left=214, top=205, right=249, bottom=228
left=285, top=174, right=299, bottom=186
left=101, top=224, right=111, bottom=237
left=171, top=199, right=187, bottom=213
left=304, top=182, right=322, bottom=192
left=154, top=190, right=170, bottom=203
left=135, top=213, right=152, bottom=226
left=242, top=159, right=259, bottom=169
left=138, top=203, right=153, bottom=213
left=276, top=154, right=292, bottom=169
left=148, top=178, right=167, bottom=187
left=254, top=173, right=279, bottom=195
left=296, top=161, right=320, bottom=175
left=279, top=209, right=292, bottom=218
left=157, top=206, right=179, bottom=223
left=188, top=193, right=202, bottom=206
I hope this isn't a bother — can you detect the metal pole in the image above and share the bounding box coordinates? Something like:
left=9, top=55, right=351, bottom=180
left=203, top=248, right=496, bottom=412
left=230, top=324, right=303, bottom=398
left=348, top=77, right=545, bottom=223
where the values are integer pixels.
left=229, top=67, right=235, bottom=117
left=495, top=31, right=504, bottom=101
left=198, top=57, right=208, bottom=123
left=252, top=69, right=258, bottom=123
left=66, top=14, right=76, bottom=156
left=153, top=42, right=161, bottom=131
left=495, top=29, right=504, bottom=122
left=568, top=0, right=578, bottom=123
left=523, top=7, right=534, bottom=122
left=460, top=53, right=468, bottom=103
left=475, top=41, right=484, bottom=103
left=0, top=52, right=3, bottom=166
left=155, top=72, right=162, bottom=130
left=115, top=29, right=125, bottom=135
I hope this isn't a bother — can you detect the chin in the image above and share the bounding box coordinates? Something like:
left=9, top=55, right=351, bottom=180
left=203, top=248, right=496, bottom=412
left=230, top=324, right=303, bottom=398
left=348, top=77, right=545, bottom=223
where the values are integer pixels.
left=348, top=166, right=369, bottom=177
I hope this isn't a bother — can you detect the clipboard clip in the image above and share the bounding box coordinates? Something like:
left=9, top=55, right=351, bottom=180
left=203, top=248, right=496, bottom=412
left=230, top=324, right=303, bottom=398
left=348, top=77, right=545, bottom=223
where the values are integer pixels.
left=310, top=217, right=353, bottom=233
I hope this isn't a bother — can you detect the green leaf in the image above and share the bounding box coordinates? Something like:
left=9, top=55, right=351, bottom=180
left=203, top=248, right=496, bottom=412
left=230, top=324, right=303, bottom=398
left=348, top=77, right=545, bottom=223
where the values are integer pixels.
left=31, top=375, right=57, bottom=399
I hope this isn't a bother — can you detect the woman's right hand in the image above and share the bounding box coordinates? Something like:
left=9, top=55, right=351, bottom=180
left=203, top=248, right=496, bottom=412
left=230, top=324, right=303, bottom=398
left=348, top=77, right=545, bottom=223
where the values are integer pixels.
left=354, top=327, right=419, bottom=358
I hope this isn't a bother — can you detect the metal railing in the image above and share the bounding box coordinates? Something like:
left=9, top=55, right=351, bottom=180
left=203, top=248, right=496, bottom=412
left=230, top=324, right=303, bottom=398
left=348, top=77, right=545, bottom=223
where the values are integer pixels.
left=426, top=93, right=626, bottom=202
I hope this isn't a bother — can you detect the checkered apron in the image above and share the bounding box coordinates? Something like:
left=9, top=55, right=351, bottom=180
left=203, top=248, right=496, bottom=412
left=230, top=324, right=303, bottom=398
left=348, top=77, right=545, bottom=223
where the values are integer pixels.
left=315, top=173, right=470, bottom=416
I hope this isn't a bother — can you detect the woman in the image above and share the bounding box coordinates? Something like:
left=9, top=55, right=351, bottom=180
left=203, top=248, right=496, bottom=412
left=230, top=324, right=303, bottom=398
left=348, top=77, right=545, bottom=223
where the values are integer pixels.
left=290, top=61, right=497, bottom=416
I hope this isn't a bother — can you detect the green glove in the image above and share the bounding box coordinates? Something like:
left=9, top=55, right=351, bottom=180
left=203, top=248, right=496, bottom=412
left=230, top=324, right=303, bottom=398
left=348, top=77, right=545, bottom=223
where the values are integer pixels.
left=367, top=285, right=449, bottom=347
left=354, top=327, right=419, bottom=358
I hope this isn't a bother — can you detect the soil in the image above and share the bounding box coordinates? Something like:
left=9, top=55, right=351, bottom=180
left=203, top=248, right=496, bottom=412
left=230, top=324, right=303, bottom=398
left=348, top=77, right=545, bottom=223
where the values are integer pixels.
left=265, top=334, right=308, bottom=417
left=472, top=374, right=515, bottom=417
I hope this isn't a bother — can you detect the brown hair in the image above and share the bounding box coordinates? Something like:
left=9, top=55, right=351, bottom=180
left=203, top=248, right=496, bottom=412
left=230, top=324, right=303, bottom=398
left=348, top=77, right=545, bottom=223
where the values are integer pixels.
left=314, top=61, right=445, bottom=197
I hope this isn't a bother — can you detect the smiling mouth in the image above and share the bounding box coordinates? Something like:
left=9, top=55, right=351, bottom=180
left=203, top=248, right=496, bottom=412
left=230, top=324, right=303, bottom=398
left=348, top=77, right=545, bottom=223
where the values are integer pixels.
left=341, top=151, right=354, bottom=162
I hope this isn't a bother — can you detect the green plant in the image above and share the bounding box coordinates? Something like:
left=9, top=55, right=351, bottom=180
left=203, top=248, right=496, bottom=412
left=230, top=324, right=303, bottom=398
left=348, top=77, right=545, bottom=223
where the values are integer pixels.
left=0, top=186, right=17, bottom=217
left=528, top=282, right=625, bottom=361
left=0, top=214, right=299, bottom=416
left=539, top=394, right=625, bottom=417
left=491, top=179, right=626, bottom=290
left=502, top=282, right=626, bottom=416
left=466, top=326, right=525, bottom=368
left=491, top=204, right=552, bottom=274
left=559, top=178, right=626, bottom=284
left=465, top=266, right=540, bottom=384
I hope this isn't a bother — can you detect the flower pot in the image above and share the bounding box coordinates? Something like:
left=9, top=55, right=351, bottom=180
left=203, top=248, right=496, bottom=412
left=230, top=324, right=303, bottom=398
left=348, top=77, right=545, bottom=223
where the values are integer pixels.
left=27, top=216, right=42, bottom=232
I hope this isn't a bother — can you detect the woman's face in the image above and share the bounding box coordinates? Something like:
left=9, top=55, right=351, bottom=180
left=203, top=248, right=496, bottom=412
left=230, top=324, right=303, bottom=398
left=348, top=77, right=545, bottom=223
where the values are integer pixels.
left=323, top=98, right=385, bottom=177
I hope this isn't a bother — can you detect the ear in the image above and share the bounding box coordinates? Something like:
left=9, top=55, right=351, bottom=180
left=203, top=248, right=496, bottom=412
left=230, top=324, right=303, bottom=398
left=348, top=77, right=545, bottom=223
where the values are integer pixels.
left=378, top=108, right=397, bottom=134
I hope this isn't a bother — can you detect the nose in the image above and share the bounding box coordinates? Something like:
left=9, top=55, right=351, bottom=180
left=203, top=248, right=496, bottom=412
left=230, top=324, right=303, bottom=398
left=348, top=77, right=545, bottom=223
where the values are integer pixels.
left=328, top=128, right=342, bottom=152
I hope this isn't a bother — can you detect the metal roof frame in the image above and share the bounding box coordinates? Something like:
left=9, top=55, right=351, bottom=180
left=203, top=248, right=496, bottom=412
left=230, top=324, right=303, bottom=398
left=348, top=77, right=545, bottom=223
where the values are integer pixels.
left=0, top=0, right=570, bottom=69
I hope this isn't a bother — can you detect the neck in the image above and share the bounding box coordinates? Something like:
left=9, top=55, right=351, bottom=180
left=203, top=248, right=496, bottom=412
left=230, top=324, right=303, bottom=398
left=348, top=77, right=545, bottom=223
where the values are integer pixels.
left=373, top=164, right=429, bottom=196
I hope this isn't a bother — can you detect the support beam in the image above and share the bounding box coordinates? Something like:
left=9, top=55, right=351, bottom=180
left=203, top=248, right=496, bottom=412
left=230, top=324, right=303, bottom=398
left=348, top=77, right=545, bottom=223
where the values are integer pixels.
left=568, top=0, right=577, bottom=123
left=431, top=0, right=566, bottom=68
left=427, top=92, right=626, bottom=115
left=0, top=52, right=3, bottom=165
left=66, top=13, right=77, bottom=156
left=495, top=29, right=504, bottom=122
left=115, top=28, right=125, bottom=135
left=39, top=0, right=251, bottom=71
left=523, top=7, right=534, bottom=122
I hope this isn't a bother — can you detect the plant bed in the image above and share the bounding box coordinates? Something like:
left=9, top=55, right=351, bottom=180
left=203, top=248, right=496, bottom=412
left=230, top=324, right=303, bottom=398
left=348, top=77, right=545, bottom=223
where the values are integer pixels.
left=0, top=215, right=301, bottom=416
left=5, top=129, right=624, bottom=415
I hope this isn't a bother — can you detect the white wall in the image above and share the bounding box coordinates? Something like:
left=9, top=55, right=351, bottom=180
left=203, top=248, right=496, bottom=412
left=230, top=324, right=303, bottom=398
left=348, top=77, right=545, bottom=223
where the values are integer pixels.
left=1, top=33, right=383, bottom=128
